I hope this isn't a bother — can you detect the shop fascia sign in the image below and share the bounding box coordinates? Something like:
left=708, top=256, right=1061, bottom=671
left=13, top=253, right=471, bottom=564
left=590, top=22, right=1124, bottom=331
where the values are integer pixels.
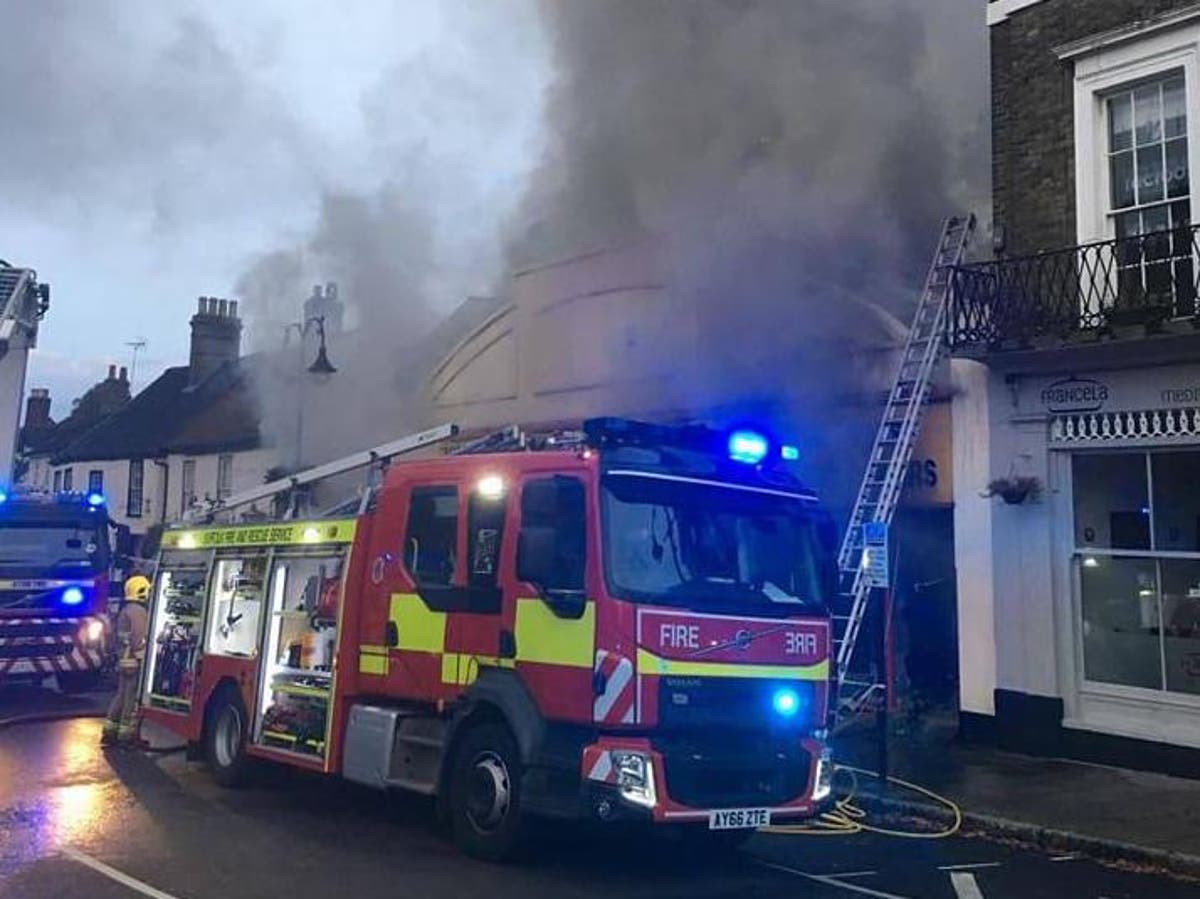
left=1018, top=365, right=1200, bottom=416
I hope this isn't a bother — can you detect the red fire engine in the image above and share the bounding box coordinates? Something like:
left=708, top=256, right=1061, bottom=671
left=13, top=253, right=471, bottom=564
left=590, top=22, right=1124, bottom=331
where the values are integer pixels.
left=141, top=418, right=837, bottom=858
left=0, top=490, right=123, bottom=692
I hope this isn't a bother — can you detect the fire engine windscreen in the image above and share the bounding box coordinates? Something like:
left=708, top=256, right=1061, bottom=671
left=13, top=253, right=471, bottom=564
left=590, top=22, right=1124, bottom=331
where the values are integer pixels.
left=0, top=524, right=105, bottom=574
left=602, top=473, right=829, bottom=612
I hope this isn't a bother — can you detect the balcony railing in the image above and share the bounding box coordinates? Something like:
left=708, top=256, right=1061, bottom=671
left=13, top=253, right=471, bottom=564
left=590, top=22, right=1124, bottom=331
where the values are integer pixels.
left=948, top=223, right=1200, bottom=350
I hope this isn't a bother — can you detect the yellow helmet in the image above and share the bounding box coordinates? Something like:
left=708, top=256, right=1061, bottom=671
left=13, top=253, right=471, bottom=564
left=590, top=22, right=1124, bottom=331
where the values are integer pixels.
left=124, top=575, right=152, bottom=602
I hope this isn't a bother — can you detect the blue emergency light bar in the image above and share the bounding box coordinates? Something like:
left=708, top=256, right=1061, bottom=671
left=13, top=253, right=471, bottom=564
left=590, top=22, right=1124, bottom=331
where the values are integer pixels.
left=583, top=417, right=798, bottom=468
left=727, top=430, right=768, bottom=464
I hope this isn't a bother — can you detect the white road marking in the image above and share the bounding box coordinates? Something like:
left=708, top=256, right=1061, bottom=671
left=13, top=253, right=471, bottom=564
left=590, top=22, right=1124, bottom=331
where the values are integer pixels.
left=950, top=871, right=986, bottom=899
left=756, top=860, right=914, bottom=899
left=1049, top=854, right=1079, bottom=862
left=939, top=862, right=1003, bottom=871
left=61, top=847, right=184, bottom=899
left=830, top=870, right=880, bottom=879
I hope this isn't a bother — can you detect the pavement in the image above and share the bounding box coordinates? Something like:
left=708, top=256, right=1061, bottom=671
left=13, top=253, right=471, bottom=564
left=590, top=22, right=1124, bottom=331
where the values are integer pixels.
left=2, top=684, right=1199, bottom=898
left=834, top=715, right=1200, bottom=875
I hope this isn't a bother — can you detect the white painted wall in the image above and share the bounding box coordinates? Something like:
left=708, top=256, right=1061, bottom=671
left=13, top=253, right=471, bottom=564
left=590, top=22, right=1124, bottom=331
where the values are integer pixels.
left=47, top=457, right=164, bottom=532
left=163, top=447, right=276, bottom=523
left=951, top=359, right=998, bottom=716
left=22, top=455, right=52, bottom=490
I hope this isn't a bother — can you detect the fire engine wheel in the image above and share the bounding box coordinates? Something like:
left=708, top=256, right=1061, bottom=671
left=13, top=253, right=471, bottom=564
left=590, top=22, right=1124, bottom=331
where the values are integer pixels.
left=205, top=691, right=252, bottom=788
left=449, top=723, right=526, bottom=861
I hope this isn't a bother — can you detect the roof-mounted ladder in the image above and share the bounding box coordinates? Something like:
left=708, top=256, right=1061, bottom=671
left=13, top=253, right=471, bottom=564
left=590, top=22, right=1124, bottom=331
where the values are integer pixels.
left=832, top=213, right=975, bottom=719
left=185, top=423, right=459, bottom=523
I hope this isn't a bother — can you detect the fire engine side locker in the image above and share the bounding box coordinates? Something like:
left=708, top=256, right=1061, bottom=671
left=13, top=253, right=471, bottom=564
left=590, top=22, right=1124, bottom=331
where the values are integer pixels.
left=247, top=538, right=355, bottom=773
left=192, top=548, right=270, bottom=745
left=144, top=521, right=357, bottom=772
left=142, top=549, right=217, bottom=736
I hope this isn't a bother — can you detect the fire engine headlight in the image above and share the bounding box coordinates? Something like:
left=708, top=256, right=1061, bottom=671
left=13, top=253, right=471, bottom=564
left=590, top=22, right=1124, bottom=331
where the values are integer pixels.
left=611, top=751, right=656, bottom=809
left=81, top=620, right=104, bottom=643
left=813, top=748, right=833, bottom=802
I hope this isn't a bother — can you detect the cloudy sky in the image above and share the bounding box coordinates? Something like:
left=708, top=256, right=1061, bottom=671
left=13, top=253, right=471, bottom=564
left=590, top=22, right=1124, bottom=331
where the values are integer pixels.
left=3, top=0, right=986, bottom=422
left=3, top=0, right=547, bottom=415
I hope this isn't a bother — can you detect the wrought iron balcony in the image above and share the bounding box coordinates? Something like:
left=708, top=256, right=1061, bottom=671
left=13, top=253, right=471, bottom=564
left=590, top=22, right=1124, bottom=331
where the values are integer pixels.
left=948, top=223, right=1200, bottom=351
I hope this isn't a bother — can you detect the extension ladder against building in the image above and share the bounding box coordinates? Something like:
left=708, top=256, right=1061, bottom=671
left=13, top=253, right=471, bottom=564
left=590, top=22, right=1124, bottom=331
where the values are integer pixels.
left=832, top=214, right=975, bottom=717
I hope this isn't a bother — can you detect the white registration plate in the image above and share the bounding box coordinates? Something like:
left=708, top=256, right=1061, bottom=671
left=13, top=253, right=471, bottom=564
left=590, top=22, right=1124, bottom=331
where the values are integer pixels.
left=708, top=808, right=771, bottom=830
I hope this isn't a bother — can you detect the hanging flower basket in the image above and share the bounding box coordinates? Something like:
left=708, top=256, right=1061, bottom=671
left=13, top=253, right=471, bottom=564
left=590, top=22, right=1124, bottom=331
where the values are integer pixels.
left=982, top=476, right=1041, bottom=505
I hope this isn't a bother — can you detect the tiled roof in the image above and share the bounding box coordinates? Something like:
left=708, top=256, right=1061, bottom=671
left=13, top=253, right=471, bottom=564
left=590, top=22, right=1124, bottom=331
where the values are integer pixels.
left=51, top=360, right=261, bottom=463
left=47, top=295, right=501, bottom=465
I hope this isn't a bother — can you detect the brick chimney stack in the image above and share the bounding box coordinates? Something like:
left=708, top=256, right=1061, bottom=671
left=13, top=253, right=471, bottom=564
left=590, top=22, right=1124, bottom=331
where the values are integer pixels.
left=24, top=388, right=51, bottom=429
left=189, top=296, right=242, bottom=386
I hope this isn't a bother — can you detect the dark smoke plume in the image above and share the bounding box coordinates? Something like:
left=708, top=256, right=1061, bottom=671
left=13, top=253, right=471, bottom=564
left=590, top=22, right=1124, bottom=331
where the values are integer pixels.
left=509, top=0, right=986, bottom=509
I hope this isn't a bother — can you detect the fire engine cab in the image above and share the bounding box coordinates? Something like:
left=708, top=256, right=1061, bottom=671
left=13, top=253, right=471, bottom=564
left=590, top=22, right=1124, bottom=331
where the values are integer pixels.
left=141, top=418, right=837, bottom=859
left=0, top=490, right=119, bottom=692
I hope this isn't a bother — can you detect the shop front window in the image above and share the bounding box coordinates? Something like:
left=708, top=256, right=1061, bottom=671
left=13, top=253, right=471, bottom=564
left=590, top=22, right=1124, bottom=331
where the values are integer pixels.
left=1073, top=451, right=1200, bottom=696
left=1079, top=555, right=1162, bottom=690
left=1159, top=558, right=1200, bottom=695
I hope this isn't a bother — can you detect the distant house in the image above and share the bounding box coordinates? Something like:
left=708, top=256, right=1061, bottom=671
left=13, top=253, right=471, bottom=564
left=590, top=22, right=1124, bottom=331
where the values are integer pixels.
left=24, top=298, right=275, bottom=541
left=18, top=367, right=132, bottom=494
left=18, top=287, right=509, bottom=542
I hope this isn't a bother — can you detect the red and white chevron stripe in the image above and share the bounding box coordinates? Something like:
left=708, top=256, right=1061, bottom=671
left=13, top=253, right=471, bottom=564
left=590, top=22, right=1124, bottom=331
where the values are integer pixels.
left=593, top=650, right=635, bottom=725
left=0, top=616, right=105, bottom=677
left=585, top=749, right=619, bottom=784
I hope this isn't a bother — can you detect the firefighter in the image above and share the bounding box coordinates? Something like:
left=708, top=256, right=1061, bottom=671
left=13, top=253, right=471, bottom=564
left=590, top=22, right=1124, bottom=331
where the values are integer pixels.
left=101, top=573, right=152, bottom=747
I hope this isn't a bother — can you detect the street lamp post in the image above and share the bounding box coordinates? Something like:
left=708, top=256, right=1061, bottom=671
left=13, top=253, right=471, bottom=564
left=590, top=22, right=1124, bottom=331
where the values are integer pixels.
left=282, top=315, right=337, bottom=474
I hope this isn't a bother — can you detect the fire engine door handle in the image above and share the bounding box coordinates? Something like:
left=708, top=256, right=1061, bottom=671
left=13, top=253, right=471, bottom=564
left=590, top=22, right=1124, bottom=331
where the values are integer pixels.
left=498, top=630, right=516, bottom=659
left=385, top=621, right=399, bottom=648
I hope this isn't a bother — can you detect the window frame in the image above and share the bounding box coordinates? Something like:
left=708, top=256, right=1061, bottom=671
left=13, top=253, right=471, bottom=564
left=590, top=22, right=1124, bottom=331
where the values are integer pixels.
left=402, top=484, right=461, bottom=589
left=217, top=454, right=233, bottom=500
left=518, top=474, right=588, bottom=595
left=127, top=459, right=144, bottom=519
left=1075, top=30, right=1200, bottom=246
left=181, top=459, right=196, bottom=512
left=87, top=469, right=104, bottom=495
left=1071, top=447, right=1200, bottom=704
left=52, top=470, right=62, bottom=493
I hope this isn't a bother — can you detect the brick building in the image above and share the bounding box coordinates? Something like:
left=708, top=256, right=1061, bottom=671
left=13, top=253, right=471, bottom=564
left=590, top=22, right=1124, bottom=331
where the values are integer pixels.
left=951, top=0, right=1200, bottom=775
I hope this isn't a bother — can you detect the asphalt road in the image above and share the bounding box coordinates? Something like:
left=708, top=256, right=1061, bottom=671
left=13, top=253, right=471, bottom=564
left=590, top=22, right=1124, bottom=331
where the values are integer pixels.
left=1, top=685, right=1196, bottom=899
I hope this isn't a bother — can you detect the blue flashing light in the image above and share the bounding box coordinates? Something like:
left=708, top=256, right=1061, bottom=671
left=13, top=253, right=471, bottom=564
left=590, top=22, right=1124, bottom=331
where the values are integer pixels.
left=728, top=430, right=769, bottom=465
left=86, top=492, right=105, bottom=508
left=61, top=586, right=85, bottom=607
left=780, top=444, right=800, bottom=461
left=772, top=687, right=801, bottom=718
left=0, top=489, right=8, bottom=504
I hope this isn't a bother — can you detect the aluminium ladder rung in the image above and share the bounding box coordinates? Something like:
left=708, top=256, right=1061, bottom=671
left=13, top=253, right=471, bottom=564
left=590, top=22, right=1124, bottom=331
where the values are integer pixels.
left=833, top=212, right=975, bottom=709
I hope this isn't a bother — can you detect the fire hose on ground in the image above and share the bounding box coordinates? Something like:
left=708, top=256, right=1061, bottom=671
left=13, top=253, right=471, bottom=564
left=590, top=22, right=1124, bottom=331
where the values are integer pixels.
left=763, top=764, right=962, bottom=839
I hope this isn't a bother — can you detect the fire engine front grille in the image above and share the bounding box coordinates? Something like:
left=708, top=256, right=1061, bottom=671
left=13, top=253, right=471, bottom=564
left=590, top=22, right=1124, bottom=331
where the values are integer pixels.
left=655, top=733, right=810, bottom=809
left=657, top=676, right=818, bottom=730
left=0, top=640, right=73, bottom=659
